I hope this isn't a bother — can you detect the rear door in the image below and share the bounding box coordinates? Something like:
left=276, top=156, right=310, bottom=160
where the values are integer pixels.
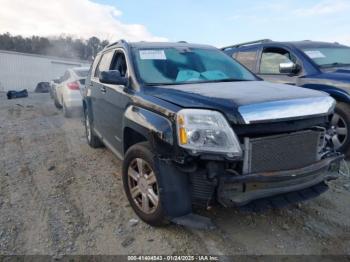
left=256, top=46, right=301, bottom=85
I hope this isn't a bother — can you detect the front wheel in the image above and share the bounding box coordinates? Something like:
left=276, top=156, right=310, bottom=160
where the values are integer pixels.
left=84, top=108, right=104, bottom=148
left=330, top=102, right=350, bottom=158
left=122, top=142, right=169, bottom=226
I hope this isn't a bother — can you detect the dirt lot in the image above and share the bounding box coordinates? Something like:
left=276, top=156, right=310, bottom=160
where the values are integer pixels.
left=0, top=93, right=350, bottom=257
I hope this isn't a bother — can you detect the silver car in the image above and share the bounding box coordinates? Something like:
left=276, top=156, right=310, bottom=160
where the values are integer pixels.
left=55, top=67, right=89, bottom=117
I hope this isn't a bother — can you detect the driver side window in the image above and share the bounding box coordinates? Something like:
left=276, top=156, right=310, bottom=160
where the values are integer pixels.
left=95, top=51, right=114, bottom=78
left=260, top=48, right=296, bottom=74
left=111, top=52, right=128, bottom=77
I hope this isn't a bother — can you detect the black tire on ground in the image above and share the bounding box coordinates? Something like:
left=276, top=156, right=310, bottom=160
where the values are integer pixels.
left=333, top=102, right=350, bottom=158
left=122, top=142, right=169, bottom=226
left=63, top=101, right=72, bottom=118
left=54, top=98, right=62, bottom=109
left=84, top=108, right=104, bottom=148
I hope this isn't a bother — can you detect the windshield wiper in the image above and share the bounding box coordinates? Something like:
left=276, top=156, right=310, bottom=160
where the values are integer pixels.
left=145, top=82, right=186, bottom=86
left=145, top=78, right=252, bottom=86
left=320, top=62, right=350, bottom=68
left=205, top=78, right=252, bottom=83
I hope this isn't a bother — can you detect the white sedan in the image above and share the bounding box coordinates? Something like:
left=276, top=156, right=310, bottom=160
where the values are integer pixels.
left=55, top=67, right=89, bottom=117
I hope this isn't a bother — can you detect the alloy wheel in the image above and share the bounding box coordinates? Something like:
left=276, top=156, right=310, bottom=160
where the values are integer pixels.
left=330, top=113, right=348, bottom=150
left=127, top=158, right=159, bottom=214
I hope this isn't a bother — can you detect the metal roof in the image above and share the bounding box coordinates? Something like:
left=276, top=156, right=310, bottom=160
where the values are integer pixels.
left=282, top=41, right=349, bottom=49
left=222, top=40, right=349, bottom=50
left=0, top=49, right=90, bottom=64
left=129, top=41, right=215, bottom=49
left=101, top=39, right=216, bottom=52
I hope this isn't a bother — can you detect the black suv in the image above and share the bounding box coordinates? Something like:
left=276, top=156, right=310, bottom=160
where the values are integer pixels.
left=222, top=39, right=350, bottom=157
left=83, top=40, right=341, bottom=227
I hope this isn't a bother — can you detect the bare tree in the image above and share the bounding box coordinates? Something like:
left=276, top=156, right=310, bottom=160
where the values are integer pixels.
left=0, top=33, right=109, bottom=61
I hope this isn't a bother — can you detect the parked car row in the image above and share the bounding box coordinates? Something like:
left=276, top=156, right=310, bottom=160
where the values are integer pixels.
left=222, top=39, right=350, bottom=157
left=50, top=67, right=90, bottom=117
left=80, top=40, right=345, bottom=228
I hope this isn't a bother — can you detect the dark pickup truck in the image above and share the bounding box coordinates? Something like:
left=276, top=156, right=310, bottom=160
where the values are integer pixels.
left=83, top=40, right=342, bottom=228
left=222, top=39, right=350, bottom=157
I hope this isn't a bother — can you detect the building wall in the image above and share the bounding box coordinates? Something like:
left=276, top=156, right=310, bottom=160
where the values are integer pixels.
left=0, top=50, right=90, bottom=92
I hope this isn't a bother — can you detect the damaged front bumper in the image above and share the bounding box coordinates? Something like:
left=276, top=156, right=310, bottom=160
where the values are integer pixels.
left=217, top=155, right=343, bottom=207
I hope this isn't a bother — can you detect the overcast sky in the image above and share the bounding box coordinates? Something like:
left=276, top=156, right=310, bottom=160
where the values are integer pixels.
left=0, top=0, right=349, bottom=47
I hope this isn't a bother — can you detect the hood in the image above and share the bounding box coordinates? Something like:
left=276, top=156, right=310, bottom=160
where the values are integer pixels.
left=144, top=81, right=333, bottom=124
left=319, top=68, right=350, bottom=83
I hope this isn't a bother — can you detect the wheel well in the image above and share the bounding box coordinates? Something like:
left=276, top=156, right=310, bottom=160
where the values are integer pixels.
left=328, top=92, right=350, bottom=104
left=124, top=127, right=148, bottom=154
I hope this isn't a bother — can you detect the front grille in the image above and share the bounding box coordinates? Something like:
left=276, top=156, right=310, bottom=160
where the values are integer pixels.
left=243, top=130, right=323, bottom=174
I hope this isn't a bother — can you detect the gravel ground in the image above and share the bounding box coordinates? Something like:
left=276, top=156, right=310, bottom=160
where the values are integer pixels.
left=0, top=93, right=350, bottom=257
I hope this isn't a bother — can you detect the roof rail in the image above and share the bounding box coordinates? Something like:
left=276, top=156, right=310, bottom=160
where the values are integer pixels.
left=221, top=39, right=272, bottom=50
left=104, top=39, right=127, bottom=49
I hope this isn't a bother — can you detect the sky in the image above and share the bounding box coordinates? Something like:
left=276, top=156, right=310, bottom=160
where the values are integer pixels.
left=0, top=0, right=349, bottom=47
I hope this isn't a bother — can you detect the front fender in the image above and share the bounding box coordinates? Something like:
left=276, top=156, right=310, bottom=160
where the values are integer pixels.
left=123, top=105, right=175, bottom=156
left=324, top=88, right=350, bottom=104
left=301, top=81, right=350, bottom=103
left=124, top=106, right=193, bottom=221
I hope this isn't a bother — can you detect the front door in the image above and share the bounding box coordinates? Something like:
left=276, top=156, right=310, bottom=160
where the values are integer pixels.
left=90, top=51, right=115, bottom=137
left=100, top=50, right=130, bottom=155
left=257, top=47, right=300, bottom=85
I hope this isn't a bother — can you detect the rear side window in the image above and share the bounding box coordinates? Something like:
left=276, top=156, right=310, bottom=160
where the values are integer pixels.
left=235, top=48, right=258, bottom=71
left=60, top=71, right=70, bottom=82
left=94, top=51, right=114, bottom=77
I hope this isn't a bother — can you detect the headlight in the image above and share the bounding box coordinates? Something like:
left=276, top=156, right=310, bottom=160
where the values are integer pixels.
left=176, top=109, right=242, bottom=157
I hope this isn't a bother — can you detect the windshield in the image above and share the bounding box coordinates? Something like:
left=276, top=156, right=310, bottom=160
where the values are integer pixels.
left=73, top=69, right=89, bottom=77
left=133, top=47, right=257, bottom=85
left=302, top=47, right=350, bottom=68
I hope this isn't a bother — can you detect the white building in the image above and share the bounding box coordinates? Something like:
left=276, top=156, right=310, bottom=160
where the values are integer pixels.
left=0, top=50, right=90, bottom=92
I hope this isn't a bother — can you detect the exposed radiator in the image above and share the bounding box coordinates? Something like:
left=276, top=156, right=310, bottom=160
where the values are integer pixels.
left=243, top=130, right=324, bottom=174
left=190, top=171, right=216, bottom=207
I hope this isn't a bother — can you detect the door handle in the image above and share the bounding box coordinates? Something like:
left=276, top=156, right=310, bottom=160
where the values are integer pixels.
left=100, top=86, right=106, bottom=93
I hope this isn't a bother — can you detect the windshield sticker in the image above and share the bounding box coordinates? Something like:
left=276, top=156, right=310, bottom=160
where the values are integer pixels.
left=139, top=50, right=166, bottom=60
left=304, top=50, right=326, bottom=59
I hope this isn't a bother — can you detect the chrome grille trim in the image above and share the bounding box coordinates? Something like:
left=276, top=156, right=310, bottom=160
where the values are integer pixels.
left=238, top=96, right=335, bottom=124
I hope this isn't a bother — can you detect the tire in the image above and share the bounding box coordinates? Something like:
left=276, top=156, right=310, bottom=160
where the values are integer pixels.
left=330, top=102, right=350, bottom=158
left=63, top=101, right=72, bottom=118
left=122, top=142, right=169, bottom=226
left=84, top=108, right=104, bottom=148
left=54, top=97, right=62, bottom=109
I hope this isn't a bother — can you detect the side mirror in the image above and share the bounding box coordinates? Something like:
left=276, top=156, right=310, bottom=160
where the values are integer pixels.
left=53, top=78, right=60, bottom=84
left=99, top=70, right=127, bottom=86
left=279, top=62, right=300, bottom=74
